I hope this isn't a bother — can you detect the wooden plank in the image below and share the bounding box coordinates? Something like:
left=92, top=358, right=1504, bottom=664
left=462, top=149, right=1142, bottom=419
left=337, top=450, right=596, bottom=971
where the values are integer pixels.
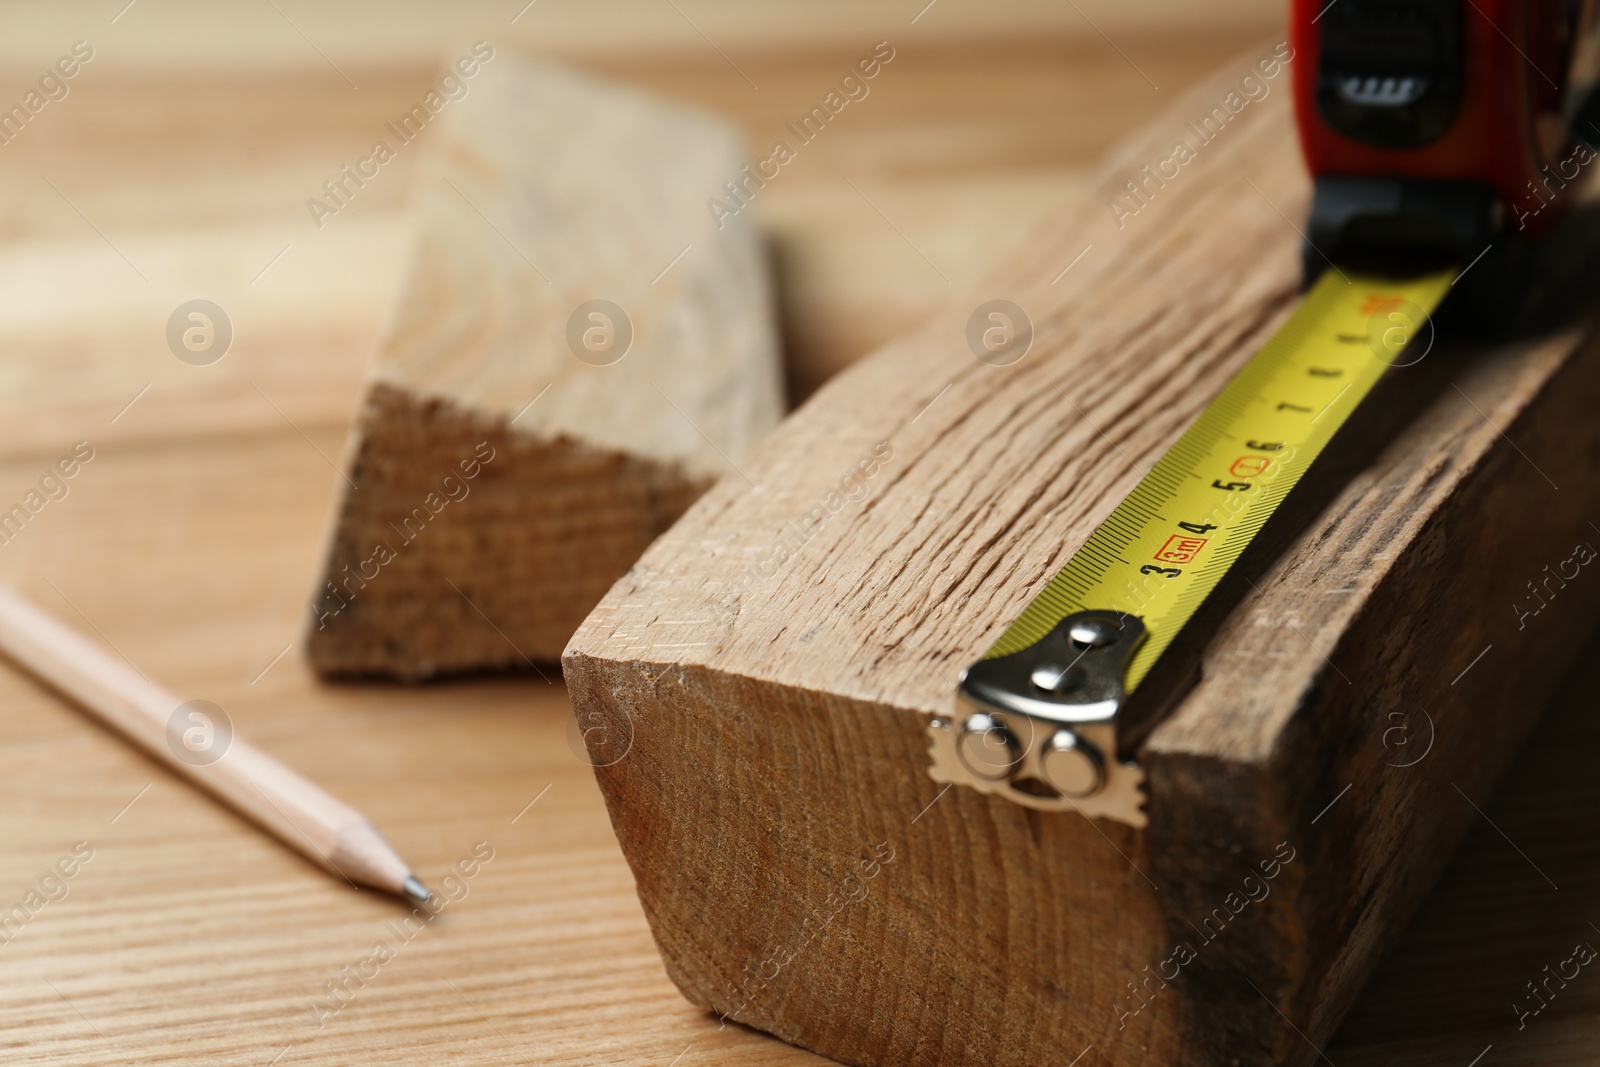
left=563, top=45, right=1600, bottom=1067
left=305, top=55, right=783, bottom=677
left=10, top=12, right=1600, bottom=1067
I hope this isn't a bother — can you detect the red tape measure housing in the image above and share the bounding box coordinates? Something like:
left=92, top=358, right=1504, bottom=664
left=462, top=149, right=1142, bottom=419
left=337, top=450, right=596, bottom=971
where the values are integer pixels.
left=1292, top=0, right=1599, bottom=241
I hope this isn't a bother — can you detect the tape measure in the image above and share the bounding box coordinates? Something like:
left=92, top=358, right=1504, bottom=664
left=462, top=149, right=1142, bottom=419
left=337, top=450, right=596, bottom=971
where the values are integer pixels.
left=929, top=267, right=1454, bottom=827
left=924, top=0, right=1600, bottom=829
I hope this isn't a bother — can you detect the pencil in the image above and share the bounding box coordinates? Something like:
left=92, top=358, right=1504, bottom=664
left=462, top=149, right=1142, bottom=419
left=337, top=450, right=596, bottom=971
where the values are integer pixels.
left=0, top=586, right=430, bottom=905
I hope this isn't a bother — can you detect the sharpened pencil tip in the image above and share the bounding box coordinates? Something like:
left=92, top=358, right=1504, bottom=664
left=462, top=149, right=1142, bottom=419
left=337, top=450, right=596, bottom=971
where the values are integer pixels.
left=401, top=875, right=431, bottom=904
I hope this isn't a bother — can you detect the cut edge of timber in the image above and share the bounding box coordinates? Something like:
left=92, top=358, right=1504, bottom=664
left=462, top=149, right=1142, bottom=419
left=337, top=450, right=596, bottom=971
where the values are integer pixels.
left=562, top=40, right=1600, bottom=1067
left=306, top=381, right=716, bottom=678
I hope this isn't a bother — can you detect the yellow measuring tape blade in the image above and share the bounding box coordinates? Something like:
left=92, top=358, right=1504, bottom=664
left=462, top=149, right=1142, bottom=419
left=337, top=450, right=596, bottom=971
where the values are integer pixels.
left=984, top=268, right=1455, bottom=691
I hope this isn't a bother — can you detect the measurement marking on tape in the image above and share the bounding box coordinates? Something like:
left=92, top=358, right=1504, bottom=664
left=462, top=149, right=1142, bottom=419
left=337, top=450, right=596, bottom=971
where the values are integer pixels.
left=936, top=269, right=1453, bottom=826
left=982, top=269, right=1454, bottom=693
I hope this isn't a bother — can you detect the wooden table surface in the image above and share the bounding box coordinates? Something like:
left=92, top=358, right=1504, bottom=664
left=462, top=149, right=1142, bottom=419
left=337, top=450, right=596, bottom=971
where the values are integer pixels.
left=0, top=3, right=1595, bottom=1064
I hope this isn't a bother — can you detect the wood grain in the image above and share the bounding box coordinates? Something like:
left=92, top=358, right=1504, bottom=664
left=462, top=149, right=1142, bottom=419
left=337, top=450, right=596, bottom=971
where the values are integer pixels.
left=3, top=5, right=1597, bottom=1066
left=2, top=18, right=1252, bottom=1067
left=564, top=48, right=1600, bottom=1067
